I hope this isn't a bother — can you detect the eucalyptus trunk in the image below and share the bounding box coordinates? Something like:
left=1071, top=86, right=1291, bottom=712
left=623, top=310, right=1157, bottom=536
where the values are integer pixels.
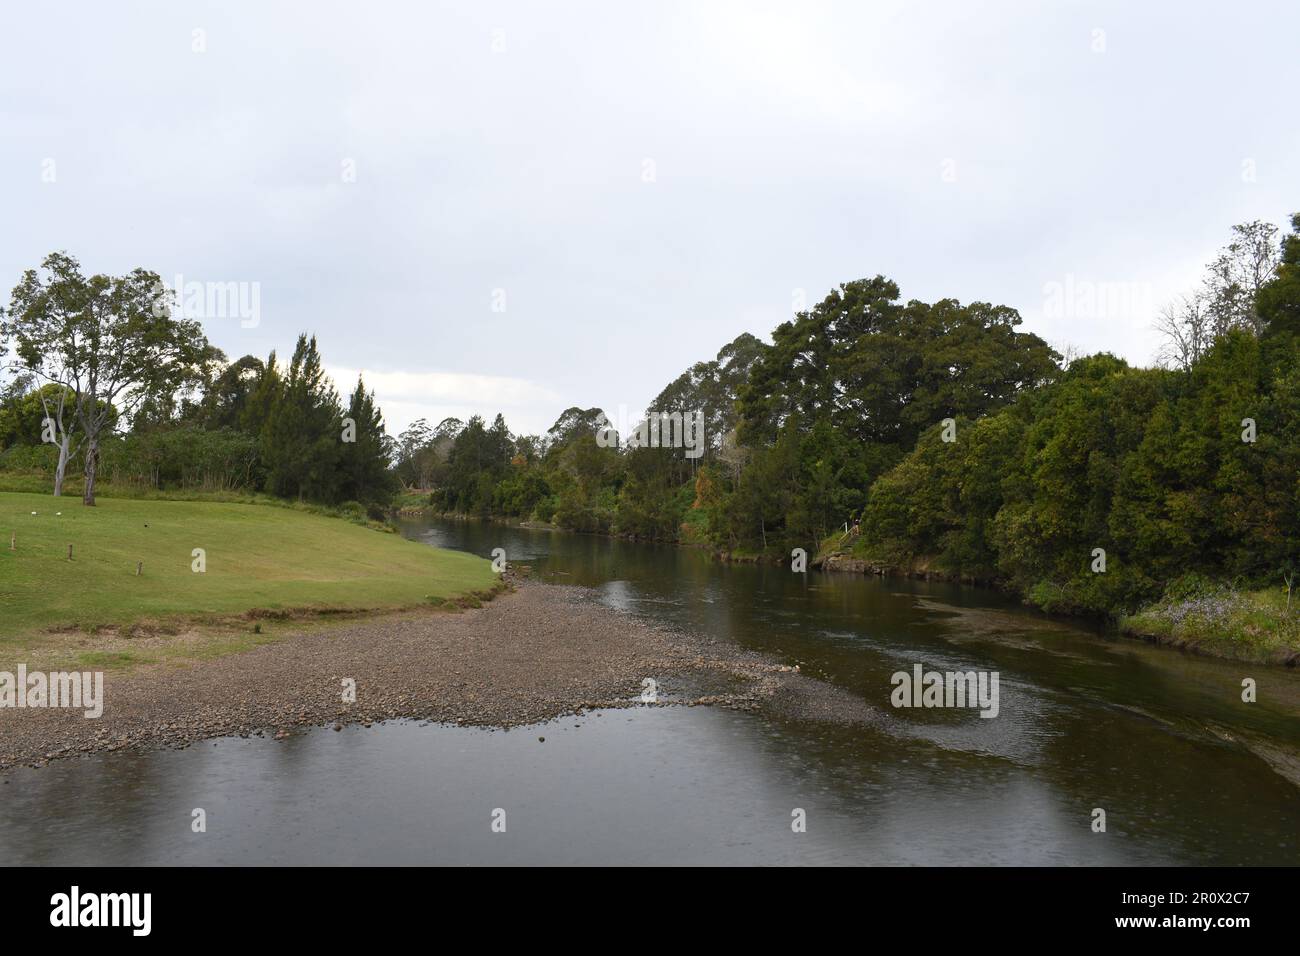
left=52, top=434, right=70, bottom=497
left=83, top=436, right=99, bottom=506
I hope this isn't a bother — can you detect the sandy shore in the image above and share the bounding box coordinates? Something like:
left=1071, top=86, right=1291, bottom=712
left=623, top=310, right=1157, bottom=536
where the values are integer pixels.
left=0, top=580, right=878, bottom=773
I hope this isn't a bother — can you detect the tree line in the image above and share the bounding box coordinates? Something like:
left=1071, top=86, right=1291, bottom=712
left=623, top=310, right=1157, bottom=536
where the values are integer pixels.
left=391, top=212, right=1300, bottom=618
left=1, top=253, right=394, bottom=509
left=5, top=211, right=1298, bottom=623
left=859, top=214, right=1300, bottom=615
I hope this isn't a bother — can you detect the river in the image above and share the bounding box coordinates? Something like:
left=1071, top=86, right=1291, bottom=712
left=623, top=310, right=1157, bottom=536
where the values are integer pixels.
left=3, top=517, right=1298, bottom=865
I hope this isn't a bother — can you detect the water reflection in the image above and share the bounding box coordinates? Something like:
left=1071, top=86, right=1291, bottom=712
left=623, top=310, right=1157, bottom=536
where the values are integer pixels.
left=0, top=518, right=1297, bottom=865
left=0, top=710, right=1154, bottom=865
left=398, top=518, right=1300, bottom=865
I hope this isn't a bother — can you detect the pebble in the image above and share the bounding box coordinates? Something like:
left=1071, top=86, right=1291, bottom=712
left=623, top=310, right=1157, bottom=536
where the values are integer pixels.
left=0, top=582, right=824, bottom=772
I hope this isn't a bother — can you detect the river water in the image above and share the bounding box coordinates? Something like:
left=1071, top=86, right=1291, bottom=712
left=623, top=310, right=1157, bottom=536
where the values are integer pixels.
left=3, top=517, right=1298, bottom=865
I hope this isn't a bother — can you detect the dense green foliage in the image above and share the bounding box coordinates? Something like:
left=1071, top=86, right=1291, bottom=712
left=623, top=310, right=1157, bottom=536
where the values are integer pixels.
left=1, top=253, right=217, bottom=503
left=7, top=214, right=1298, bottom=627
left=858, top=332, right=1300, bottom=614
left=396, top=279, right=1061, bottom=548
left=394, top=213, right=1300, bottom=621
left=854, top=216, right=1300, bottom=615
left=1, top=328, right=397, bottom=508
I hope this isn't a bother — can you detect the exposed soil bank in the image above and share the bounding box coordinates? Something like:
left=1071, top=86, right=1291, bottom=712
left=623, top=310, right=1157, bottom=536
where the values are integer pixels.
left=0, top=580, right=876, bottom=773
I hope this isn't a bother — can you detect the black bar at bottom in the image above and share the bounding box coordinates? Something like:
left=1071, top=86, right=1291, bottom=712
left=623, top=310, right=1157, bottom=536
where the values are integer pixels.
left=1, top=865, right=1291, bottom=940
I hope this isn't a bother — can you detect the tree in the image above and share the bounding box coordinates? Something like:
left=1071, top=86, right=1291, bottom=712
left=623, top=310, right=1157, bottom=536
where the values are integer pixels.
left=1203, top=220, right=1282, bottom=336
left=738, top=277, right=1057, bottom=451
left=547, top=406, right=608, bottom=445
left=261, top=335, right=343, bottom=502
left=439, top=414, right=515, bottom=514
left=394, top=416, right=463, bottom=490
left=1154, top=292, right=1213, bottom=371
left=0, top=377, right=86, bottom=494
left=727, top=277, right=1057, bottom=553
left=339, top=376, right=395, bottom=505
left=1258, top=213, right=1300, bottom=339
left=35, top=382, right=81, bottom=496
left=1, top=252, right=215, bottom=504
left=394, top=418, right=433, bottom=489
left=646, top=332, right=769, bottom=468
left=0, top=374, right=42, bottom=448
left=197, top=355, right=265, bottom=430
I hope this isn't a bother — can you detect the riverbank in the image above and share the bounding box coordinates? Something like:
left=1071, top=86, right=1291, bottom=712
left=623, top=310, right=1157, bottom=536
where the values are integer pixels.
left=1119, top=587, right=1300, bottom=666
left=0, top=491, right=497, bottom=663
left=0, top=580, right=877, bottom=773
left=816, top=548, right=1299, bottom=665
left=415, top=510, right=1300, bottom=666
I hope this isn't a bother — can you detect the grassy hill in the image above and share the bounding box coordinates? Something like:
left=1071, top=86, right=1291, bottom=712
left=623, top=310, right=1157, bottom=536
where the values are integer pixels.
left=0, top=491, right=497, bottom=663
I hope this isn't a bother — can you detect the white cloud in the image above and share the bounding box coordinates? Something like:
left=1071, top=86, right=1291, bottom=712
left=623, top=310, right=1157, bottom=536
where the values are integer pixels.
left=3, top=0, right=1298, bottom=429
left=326, top=366, right=564, bottom=437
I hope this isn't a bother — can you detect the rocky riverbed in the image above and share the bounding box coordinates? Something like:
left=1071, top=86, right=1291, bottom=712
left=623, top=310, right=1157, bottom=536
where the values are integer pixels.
left=0, top=580, right=879, bottom=773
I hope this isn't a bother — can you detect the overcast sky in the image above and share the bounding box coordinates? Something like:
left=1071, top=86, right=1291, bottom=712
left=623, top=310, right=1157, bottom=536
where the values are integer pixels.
left=3, top=1, right=1297, bottom=437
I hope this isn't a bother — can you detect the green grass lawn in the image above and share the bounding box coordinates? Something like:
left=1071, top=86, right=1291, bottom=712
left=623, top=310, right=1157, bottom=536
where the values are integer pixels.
left=0, top=491, right=497, bottom=651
